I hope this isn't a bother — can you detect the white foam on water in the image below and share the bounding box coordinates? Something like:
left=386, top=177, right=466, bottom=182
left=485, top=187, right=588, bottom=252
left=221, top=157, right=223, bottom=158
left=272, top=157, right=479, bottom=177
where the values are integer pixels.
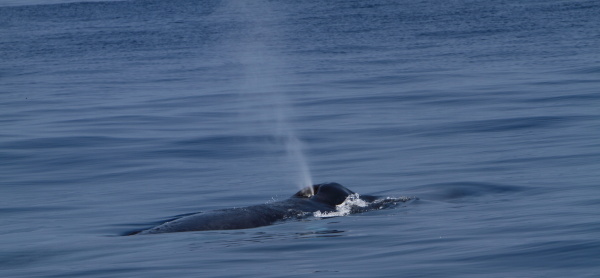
left=313, top=195, right=416, bottom=218
left=313, top=193, right=369, bottom=218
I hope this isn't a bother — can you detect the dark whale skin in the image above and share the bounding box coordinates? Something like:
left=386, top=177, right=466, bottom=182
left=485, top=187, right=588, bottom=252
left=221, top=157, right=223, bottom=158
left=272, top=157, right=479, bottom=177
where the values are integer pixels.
left=134, top=182, right=356, bottom=235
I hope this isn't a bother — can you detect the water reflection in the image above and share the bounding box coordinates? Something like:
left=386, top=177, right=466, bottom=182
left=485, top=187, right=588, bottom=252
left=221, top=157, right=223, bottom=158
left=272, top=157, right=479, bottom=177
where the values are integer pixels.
left=188, top=228, right=347, bottom=249
left=295, top=229, right=345, bottom=238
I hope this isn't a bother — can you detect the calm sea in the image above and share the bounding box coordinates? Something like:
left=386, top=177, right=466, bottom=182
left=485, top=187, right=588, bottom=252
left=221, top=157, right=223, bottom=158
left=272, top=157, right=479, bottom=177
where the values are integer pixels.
left=1, top=0, right=599, bottom=277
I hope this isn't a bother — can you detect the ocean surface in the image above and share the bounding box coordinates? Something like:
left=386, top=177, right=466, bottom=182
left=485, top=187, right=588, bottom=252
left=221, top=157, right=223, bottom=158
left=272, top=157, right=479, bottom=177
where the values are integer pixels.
left=1, top=0, right=599, bottom=277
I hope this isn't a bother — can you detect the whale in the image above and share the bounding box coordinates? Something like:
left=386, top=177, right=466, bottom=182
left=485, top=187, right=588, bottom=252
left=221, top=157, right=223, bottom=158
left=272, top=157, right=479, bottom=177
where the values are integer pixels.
left=131, top=182, right=378, bottom=235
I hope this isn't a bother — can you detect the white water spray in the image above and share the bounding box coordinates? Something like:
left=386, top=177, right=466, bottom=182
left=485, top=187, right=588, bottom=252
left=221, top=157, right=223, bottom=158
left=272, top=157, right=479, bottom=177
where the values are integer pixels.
left=228, top=1, right=313, bottom=193
left=283, top=131, right=313, bottom=192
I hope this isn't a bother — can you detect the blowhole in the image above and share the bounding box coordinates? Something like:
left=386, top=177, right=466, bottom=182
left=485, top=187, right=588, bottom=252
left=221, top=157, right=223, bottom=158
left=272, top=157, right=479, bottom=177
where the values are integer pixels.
left=294, top=184, right=319, bottom=198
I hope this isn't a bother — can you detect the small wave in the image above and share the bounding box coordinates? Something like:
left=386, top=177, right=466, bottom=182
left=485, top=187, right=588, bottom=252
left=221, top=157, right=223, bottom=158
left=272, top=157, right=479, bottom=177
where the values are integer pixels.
left=314, top=194, right=414, bottom=218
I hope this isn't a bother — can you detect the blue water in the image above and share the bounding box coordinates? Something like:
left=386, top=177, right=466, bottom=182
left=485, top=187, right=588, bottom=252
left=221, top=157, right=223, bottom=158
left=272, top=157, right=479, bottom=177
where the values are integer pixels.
left=1, top=0, right=600, bottom=277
